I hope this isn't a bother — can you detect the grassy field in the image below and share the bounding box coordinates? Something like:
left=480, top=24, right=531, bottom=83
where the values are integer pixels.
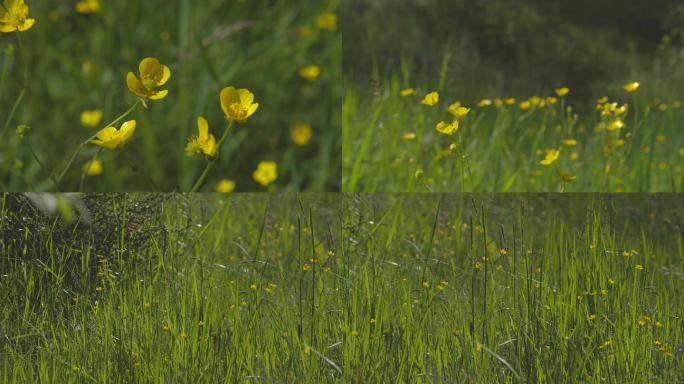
left=2, top=193, right=683, bottom=382
left=1, top=0, right=341, bottom=192
left=343, top=76, right=684, bottom=192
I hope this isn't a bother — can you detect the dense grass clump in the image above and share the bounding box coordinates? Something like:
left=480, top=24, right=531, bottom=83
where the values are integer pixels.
left=1, top=193, right=682, bottom=382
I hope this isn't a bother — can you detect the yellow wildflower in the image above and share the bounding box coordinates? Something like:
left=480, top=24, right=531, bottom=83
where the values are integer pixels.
left=83, top=159, right=103, bottom=176
left=635, top=264, right=644, bottom=271
left=421, top=91, right=439, bottom=106
left=519, top=100, right=531, bottom=110
left=315, top=12, right=337, bottom=31
left=253, top=161, right=277, bottom=186
left=562, top=139, right=577, bottom=147
left=505, top=97, right=516, bottom=105
left=75, top=0, right=100, bottom=13
left=555, top=87, right=570, bottom=97
left=597, top=96, right=609, bottom=104
left=435, top=120, right=459, bottom=135
left=546, top=97, right=558, bottom=105
left=291, top=123, right=312, bottom=146
left=402, top=132, right=416, bottom=140
left=0, top=0, right=35, bottom=32
left=656, top=134, right=666, bottom=143
left=126, top=57, right=171, bottom=100
left=623, top=82, right=640, bottom=93
left=299, top=64, right=321, bottom=81
left=477, top=98, right=492, bottom=107
left=529, top=96, right=542, bottom=106
left=588, top=314, right=597, bottom=321
left=400, top=88, right=415, bottom=97
left=90, top=120, right=136, bottom=149
left=185, top=117, right=217, bottom=157
left=220, top=86, right=259, bottom=123
left=80, top=109, right=103, bottom=128
left=570, top=152, right=579, bottom=161
left=448, top=104, right=471, bottom=118
left=607, top=119, right=625, bottom=131
left=540, top=149, right=560, bottom=166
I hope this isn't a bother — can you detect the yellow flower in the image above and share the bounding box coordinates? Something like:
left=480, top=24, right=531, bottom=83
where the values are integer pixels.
left=253, top=161, right=277, bottom=186
left=185, top=116, right=217, bottom=157
left=505, top=97, right=516, bottom=105
left=126, top=57, right=171, bottom=100
left=555, top=87, right=570, bottom=97
left=90, top=120, right=136, bottom=149
left=421, top=91, right=439, bottom=106
left=477, top=98, right=492, bottom=107
left=546, top=97, right=558, bottom=105
left=80, top=109, right=103, bottom=128
left=607, top=119, right=625, bottom=131
left=402, top=132, right=416, bottom=140
left=435, top=120, right=459, bottom=135
left=220, top=86, right=259, bottom=123
left=529, top=96, right=542, bottom=106
left=315, top=12, right=337, bottom=31
left=519, top=100, right=531, bottom=110
left=540, top=149, right=560, bottom=166
left=656, top=134, right=666, bottom=143
left=75, top=0, right=100, bottom=13
left=562, top=139, right=577, bottom=147
left=588, top=314, right=597, bottom=321
left=83, top=159, right=103, bottom=176
left=0, top=0, right=35, bottom=32
left=679, top=148, right=684, bottom=157
left=623, top=82, right=640, bottom=92
left=597, top=96, right=609, bottom=104
left=399, top=88, right=415, bottom=97
left=447, top=102, right=470, bottom=118
left=635, top=264, right=644, bottom=271
left=291, top=123, right=312, bottom=146
left=299, top=65, right=321, bottom=81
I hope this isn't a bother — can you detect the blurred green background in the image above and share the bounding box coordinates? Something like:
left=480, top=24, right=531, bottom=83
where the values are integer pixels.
left=1, top=0, right=341, bottom=192
left=343, top=0, right=684, bottom=104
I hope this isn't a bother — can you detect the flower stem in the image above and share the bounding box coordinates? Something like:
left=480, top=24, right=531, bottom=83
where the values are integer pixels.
left=190, top=121, right=234, bottom=192
left=56, top=100, right=141, bottom=190
left=0, top=33, right=28, bottom=141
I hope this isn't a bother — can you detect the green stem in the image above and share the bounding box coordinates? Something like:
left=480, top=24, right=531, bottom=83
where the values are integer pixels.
left=190, top=121, right=234, bottom=192
left=26, top=140, right=58, bottom=188
left=0, top=33, right=28, bottom=141
left=56, top=100, right=141, bottom=189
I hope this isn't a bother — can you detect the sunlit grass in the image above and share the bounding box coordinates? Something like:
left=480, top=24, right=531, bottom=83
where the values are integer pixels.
left=343, top=74, right=684, bottom=192
left=2, top=193, right=682, bottom=382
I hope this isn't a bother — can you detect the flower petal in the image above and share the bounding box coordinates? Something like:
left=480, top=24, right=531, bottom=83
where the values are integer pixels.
left=149, top=89, right=168, bottom=100
left=220, top=86, right=238, bottom=116
left=139, top=57, right=161, bottom=78
left=197, top=116, right=209, bottom=140
left=237, top=89, right=254, bottom=105
left=158, top=65, right=171, bottom=86
left=126, top=72, right=148, bottom=98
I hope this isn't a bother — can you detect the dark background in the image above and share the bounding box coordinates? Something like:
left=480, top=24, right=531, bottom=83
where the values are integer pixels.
left=343, top=0, right=684, bottom=102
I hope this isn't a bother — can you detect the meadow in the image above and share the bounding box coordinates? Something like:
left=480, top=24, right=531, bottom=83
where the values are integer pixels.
left=342, top=0, right=684, bottom=192
left=1, top=0, right=341, bottom=192
left=2, top=193, right=683, bottom=382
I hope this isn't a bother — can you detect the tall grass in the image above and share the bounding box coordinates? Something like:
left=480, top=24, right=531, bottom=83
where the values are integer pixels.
left=343, top=74, right=684, bottom=192
left=2, top=193, right=682, bottom=382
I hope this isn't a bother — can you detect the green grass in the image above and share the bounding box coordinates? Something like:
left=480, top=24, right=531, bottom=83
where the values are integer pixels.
left=343, top=74, right=684, bottom=192
left=2, top=193, right=683, bottom=382
left=1, top=0, right=341, bottom=192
